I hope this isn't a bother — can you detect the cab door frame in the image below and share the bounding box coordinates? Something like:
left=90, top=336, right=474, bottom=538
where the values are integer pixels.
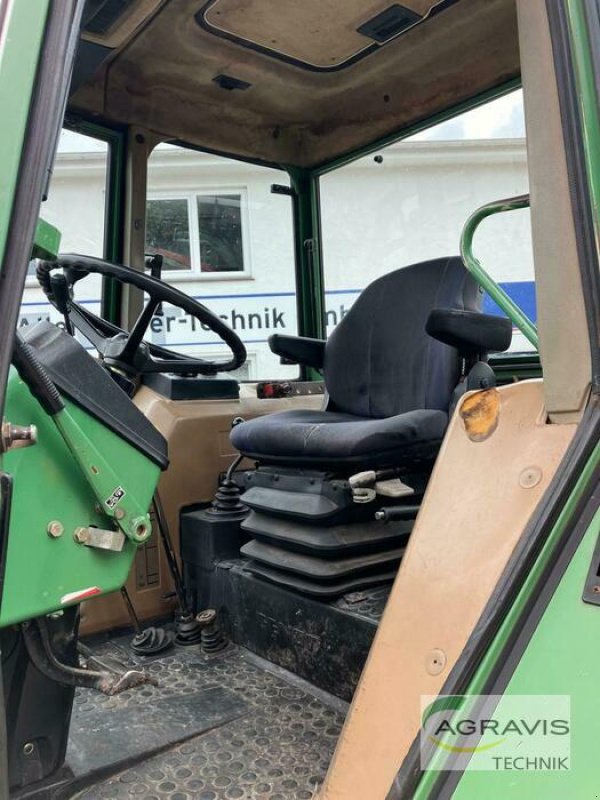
left=0, top=2, right=85, bottom=794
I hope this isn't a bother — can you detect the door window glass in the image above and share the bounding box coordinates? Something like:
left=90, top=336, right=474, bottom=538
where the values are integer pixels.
left=20, top=129, right=109, bottom=336
left=320, top=89, right=534, bottom=352
left=146, top=145, right=299, bottom=380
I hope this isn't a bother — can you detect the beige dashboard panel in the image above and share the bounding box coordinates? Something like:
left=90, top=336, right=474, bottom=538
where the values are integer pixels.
left=319, top=380, right=575, bottom=799
left=80, top=386, right=322, bottom=635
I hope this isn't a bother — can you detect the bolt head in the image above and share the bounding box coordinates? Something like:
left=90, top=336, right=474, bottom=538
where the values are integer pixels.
left=73, top=528, right=89, bottom=544
left=47, top=521, right=64, bottom=538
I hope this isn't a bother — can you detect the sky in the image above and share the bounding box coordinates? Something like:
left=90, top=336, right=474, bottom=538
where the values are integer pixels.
left=409, top=89, right=525, bottom=141
left=56, top=89, right=525, bottom=153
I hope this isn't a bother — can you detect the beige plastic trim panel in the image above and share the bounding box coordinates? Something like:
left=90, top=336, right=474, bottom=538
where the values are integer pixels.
left=319, top=380, right=575, bottom=800
left=80, top=386, right=323, bottom=634
left=122, top=127, right=162, bottom=327
left=517, top=0, right=591, bottom=422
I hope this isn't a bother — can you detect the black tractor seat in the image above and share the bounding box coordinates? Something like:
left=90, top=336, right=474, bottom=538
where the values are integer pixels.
left=228, top=256, right=511, bottom=598
left=232, top=256, right=482, bottom=471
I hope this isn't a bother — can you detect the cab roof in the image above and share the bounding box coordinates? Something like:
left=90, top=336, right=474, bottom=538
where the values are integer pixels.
left=70, top=0, right=520, bottom=167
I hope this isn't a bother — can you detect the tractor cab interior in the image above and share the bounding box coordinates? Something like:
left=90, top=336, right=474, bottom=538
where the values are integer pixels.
left=0, top=1, right=595, bottom=799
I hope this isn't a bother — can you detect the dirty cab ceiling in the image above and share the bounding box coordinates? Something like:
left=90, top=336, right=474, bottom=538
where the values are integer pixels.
left=71, top=0, right=520, bottom=168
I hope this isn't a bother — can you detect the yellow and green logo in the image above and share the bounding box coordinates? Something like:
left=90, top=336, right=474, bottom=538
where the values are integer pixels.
left=422, top=695, right=506, bottom=754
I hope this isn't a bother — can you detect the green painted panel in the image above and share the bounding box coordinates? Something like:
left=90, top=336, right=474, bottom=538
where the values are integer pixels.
left=0, top=368, right=160, bottom=627
left=451, top=507, right=600, bottom=797
left=32, top=217, right=61, bottom=260
left=567, top=0, right=600, bottom=245
left=0, top=1, right=49, bottom=269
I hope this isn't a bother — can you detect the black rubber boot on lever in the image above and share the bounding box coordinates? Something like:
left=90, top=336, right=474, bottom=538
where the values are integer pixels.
left=120, top=586, right=174, bottom=656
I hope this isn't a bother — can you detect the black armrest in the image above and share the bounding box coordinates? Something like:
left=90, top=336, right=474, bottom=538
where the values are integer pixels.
left=268, top=334, right=326, bottom=368
left=426, top=309, right=512, bottom=355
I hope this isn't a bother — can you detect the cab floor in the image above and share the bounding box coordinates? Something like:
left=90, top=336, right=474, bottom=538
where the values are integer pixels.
left=67, top=634, right=347, bottom=800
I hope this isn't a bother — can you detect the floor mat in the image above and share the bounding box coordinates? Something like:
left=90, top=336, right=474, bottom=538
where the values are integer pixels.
left=68, top=636, right=347, bottom=799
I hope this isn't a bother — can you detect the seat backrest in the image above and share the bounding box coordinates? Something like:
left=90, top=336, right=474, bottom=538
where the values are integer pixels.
left=324, top=257, right=482, bottom=419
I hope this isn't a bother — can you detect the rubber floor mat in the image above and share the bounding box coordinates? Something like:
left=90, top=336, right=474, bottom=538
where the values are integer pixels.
left=68, top=638, right=347, bottom=799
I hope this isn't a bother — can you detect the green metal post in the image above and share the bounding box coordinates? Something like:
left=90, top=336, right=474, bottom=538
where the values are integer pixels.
left=102, top=127, right=127, bottom=323
left=288, top=167, right=326, bottom=339
left=460, top=194, right=539, bottom=349
left=0, top=4, right=50, bottom=795
left=288, top=167, right=326, bottom=379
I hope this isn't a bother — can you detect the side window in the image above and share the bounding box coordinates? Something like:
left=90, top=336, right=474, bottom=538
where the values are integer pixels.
left=146, top=145, right=299, bottom=380
left=319, top=89, right=535, bottom=353
left=20, top=129, right=109, bottom=333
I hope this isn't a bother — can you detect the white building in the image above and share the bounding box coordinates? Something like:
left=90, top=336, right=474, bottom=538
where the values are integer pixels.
left=22, top=133, right=532, bottom=380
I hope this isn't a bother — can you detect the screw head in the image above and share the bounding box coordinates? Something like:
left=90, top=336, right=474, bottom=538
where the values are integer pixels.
left=425, top=648, right=447, bottom=676
left=23, top=743, right=34, bottom=755
left=592, top=585, right=600, bottom=594
left=47, top=520, right=64, bottom=538
left=114, top=508, right=125, bottom=520
left=73, top=527, right=89, bottom=544
left=519, top=466, right=543, bottom=489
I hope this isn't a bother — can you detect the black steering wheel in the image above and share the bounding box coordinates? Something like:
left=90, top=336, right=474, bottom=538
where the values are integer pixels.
left=35, top=255, right=247, bottom=377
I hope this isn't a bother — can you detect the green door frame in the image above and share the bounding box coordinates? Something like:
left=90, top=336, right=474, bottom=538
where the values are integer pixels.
left=0, top=1, right=86, bottom=794
left=386, top=2, right=600, bottom=794
left=286, top=167, right=326, bottom=379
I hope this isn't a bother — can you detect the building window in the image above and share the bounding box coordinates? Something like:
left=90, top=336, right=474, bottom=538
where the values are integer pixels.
left=197, top=194, right=243, bottom=272
left=146, top=198, right=191, bottom=270
left=146, top=191, right=246, bottom=275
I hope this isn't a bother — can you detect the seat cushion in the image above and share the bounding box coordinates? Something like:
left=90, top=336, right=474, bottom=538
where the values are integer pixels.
left=230, top=408, right=448, bottom=469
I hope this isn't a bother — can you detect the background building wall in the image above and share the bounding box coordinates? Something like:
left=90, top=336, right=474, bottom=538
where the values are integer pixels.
left=23, top=138, right=532, bottom=379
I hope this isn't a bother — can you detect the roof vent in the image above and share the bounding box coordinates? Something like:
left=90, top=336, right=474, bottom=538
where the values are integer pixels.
left=213, top=74, right=252, bottom=91
left=357, top=4, right=421, bottom=43
left=82, top=0, right=135, bottom=36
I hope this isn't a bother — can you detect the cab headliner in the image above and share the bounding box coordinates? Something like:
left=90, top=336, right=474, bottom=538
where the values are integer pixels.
left=71, top=0, right=520, bottom=167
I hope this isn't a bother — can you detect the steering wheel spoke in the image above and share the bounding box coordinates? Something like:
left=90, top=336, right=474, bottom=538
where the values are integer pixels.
left=119, top=298, right=159, bottom=363
left=68, top=304, right=115, bottom=355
